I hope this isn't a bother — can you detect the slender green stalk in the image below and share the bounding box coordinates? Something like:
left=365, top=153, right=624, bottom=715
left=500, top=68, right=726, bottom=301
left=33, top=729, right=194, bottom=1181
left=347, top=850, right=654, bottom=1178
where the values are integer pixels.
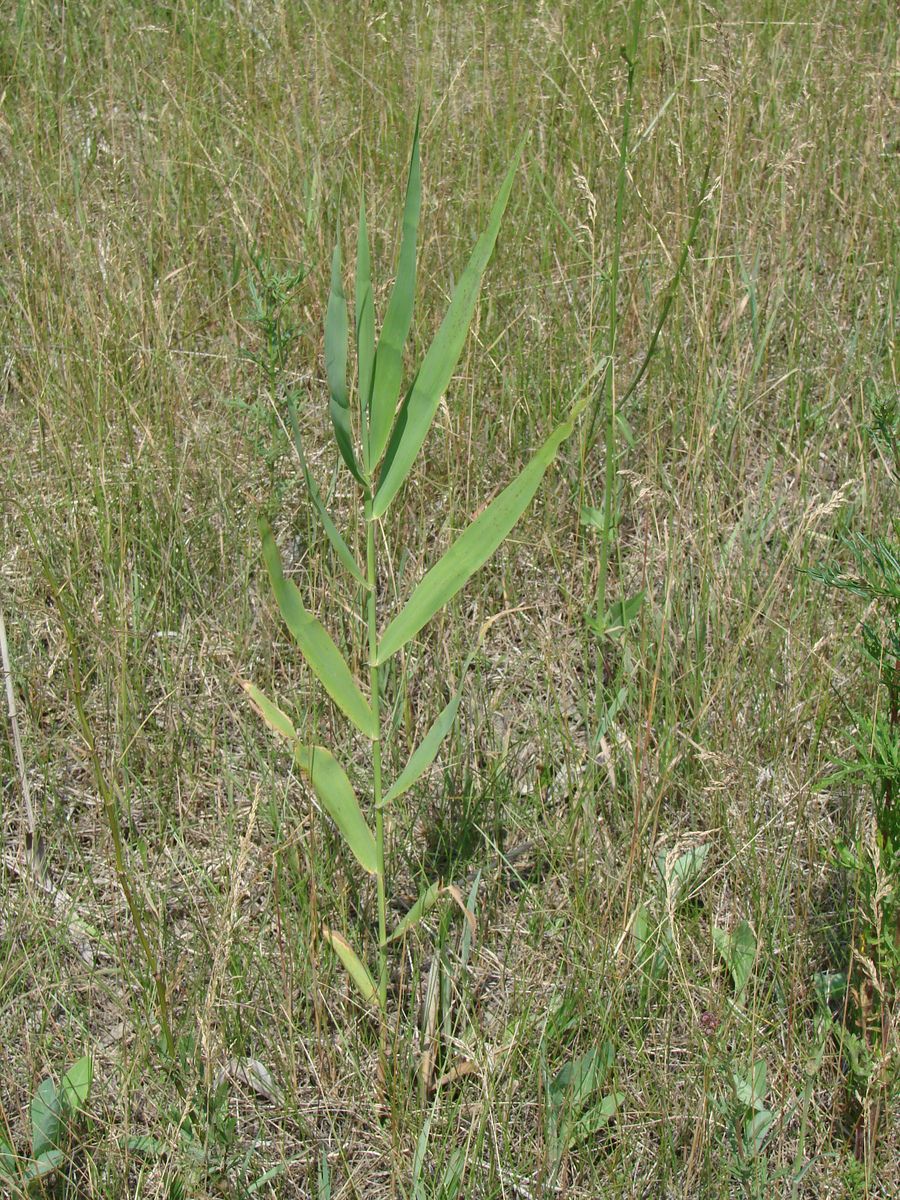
left=365, top=495, right=388, bottom=1014
left=595, top=16, right=640, bottom=629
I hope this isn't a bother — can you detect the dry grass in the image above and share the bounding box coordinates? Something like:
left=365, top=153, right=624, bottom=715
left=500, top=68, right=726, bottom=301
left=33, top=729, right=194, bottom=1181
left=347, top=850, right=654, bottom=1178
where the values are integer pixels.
left=1, top=1, right=898, bottom=1196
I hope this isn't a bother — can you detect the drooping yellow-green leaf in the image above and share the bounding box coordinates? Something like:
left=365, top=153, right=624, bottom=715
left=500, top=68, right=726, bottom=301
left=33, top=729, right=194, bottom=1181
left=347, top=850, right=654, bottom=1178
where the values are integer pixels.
left=293, top=743, right=378, bottom=875
left=356, top=194, right=376, bottom=473
left=242, top=682, right=379, bottom=875
left=242, top=680, right=296, bottom=741
left=373, top=143, right=523, bottom=518
left=380, top=653, right=474, bottom=805
left=325, top=237, right=365, bottom=485
left=322, top=928, right=381, bottom=1009
left=377, top=406, right=582, bottom=663
left=368, top=112, right=421, bottom=467
left=260, top=519, right=377, bottom=738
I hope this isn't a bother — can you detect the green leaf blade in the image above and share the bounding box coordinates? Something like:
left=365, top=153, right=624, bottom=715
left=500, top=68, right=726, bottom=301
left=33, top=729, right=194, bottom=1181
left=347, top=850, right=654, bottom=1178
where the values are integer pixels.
left=381, top=653, right=473, bottom=805
left=287, top=397, right=368, bottom=588
left=713, top=920, right=756, bottom=1000
left=377, top=413, right=577, bottom=663
left=356, top=195, right=376, bottom=472
left=293, top=743, right=379, bottom=875
left=31, top=1077, right=62, bottom=1159
left=260, top=519, right=377, bottom=738
left=243, top=682, right=379, bottom=874
left=388, top=880, right=443, bottom=942
left=322, top=928, right=381, bottom=1009
left=325, top=239, right=365, bottom=485
left=567, top=1092, right=624, bottom=1149
left=368, top=113, right=422, bottom=466
left=0, top=1135, right=18, bottom=1181
left=59, top=1056, right=92, bottom=1115
left=24, top=1149, right=66, bottom=1183
left=242, top=681, right=296, bottom=741
left=373, top=144, right=523, bottom=518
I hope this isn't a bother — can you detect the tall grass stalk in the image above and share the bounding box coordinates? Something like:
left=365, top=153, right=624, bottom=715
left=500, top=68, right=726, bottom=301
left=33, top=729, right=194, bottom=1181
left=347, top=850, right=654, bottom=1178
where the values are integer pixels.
left=594, top=0, right=643, bottom=632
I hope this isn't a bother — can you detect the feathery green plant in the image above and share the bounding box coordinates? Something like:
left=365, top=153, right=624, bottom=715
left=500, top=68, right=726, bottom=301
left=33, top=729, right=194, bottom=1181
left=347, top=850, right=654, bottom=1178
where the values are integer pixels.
left=243, top=118, right=587, bottom=1033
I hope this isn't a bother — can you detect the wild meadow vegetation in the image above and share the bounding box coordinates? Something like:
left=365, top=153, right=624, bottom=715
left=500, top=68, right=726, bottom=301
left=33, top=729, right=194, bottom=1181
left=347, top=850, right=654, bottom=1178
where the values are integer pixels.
left=0, top=1, right=897, bottom=1196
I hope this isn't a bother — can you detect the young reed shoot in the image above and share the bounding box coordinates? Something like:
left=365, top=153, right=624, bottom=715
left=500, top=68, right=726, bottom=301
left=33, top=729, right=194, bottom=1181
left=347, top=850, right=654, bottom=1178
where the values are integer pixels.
left=243, top=117, right=586, bottom=1033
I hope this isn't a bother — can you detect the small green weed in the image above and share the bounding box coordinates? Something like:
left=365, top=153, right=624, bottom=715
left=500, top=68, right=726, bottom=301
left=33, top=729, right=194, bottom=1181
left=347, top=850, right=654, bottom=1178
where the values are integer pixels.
left=0, top=1056, right=92, bottom=1196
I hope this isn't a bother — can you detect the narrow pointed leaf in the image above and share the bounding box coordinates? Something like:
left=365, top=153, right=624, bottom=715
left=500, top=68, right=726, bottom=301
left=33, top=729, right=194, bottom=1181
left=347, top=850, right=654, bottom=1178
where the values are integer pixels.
left=242, top=683, right=379, bottom=874
left=381, top=653, right=474, bottom=805
left=322, top=928, right=381, bottom=1008
left=325, top=239, right=365, bottom=484
left=368, top=113, right=422, bottom=465
left=373, top=144, right=523, bottom=517
left=293, top=743, right=378, bottom=874
left=356, top=195, right=376, bottom=472
left=377, top=406, right=581, bottom=663
left=388, top=880, right=443, bottom=942
left=242, top=680, right=297, bottom=741
left=260, top=519, right=377, bottom=738
left=287, top=397, right=367, bottom=588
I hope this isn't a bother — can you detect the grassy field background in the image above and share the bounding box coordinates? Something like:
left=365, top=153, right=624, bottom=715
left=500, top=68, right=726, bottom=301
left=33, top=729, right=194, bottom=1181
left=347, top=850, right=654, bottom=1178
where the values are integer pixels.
left=1, top=1, right=897, bottom=1196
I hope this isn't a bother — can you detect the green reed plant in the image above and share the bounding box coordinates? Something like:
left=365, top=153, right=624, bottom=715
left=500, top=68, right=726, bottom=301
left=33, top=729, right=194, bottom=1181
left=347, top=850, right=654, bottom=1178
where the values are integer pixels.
left=243, top=118, right=587, bottom=1029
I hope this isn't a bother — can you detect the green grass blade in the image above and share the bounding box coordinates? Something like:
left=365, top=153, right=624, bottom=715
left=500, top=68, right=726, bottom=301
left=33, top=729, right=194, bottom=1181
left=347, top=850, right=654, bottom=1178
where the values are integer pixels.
left=377, top=406, right=581, bottom=663
left=293, top=743, right=378, bottom=875
left=356, top=194, right=375, bottom=473
left=373, top=143, right=523, bottom=518
left=325, top=238, right=365, bottom=485
left=242, top=683, right=379, bottom=875
left=260, top=519, right=377, bottom=737
left=380, top=652, right=474, bottom=805
left=321, top=929, right=381, bottom=1008
left=287, top=397, right=368, bottom=588
left=387, top=880, right=442, bottom=941
left=368, top=112, right=421, bottom=466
